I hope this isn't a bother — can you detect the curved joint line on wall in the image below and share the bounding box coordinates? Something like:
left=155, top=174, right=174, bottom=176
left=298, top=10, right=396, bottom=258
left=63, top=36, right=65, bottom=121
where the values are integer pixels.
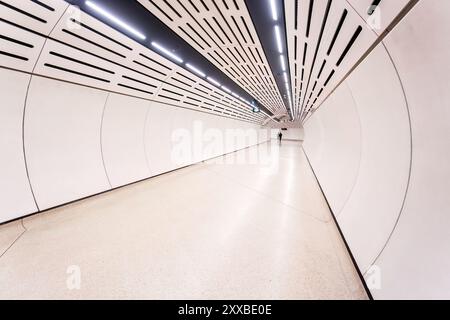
left=21, top=3, right=72, bottom=212
left=364, top=41, right=414, bottom=276
left=21, top=76, right=40, bottom=211
left=100, top=93, right=113, bottom=189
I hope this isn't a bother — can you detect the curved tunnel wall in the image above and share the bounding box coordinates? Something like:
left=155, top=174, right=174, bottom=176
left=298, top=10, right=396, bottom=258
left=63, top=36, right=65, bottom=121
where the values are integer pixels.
left=1, top=68, right=268, bottom=223
left=0, top=0, right=269, bottom=224
left=303, top=1, right=450, bottom=299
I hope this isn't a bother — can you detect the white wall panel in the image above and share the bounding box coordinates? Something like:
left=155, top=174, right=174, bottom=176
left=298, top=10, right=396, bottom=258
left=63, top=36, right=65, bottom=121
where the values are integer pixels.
left=303, top=83, right=362, bottom=216
left=0, top=69, right=37, bottom=223
left=0, top=0, right=268, bottom=223
left=199, top=112, right=225, bottom=161
left=144, top=102, right=177, bottom=177
left=281, top=128, right=305, bottom=141
left=25, top=76, right=110, bottom=210
left=372, top=0, right=450, bottom=299
left=170, top=106, right=199, bottom=169
left=304, top=0, right=450, bottom=299
left=101, top=93, right=151, bottom=188
left=340, top=45, right=411, bottom=274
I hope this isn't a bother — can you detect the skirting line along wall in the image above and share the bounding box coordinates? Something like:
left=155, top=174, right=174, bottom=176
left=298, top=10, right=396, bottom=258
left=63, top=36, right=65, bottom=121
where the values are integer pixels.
left=303, top=1, right=450, bottom=299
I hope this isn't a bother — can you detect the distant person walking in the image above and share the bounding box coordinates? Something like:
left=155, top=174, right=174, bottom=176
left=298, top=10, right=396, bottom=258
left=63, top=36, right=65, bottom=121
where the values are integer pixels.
left=278, top=131, right=283, bottom=145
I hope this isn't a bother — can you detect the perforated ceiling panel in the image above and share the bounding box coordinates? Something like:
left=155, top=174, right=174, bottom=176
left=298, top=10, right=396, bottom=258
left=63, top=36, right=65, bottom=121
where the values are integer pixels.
left=0, top=0, right=68, bottom=72
left=285, top=0, right=412, bottom=122
left=137, top=0, right=287, bottom=116
left=0, top=0, right=265, bottom=124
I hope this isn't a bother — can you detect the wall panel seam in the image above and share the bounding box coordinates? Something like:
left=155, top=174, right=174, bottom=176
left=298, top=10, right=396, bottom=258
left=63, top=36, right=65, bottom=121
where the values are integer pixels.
left=364, top=41, right=414, bottom=275
left=99, top=92, right=113, bottom=188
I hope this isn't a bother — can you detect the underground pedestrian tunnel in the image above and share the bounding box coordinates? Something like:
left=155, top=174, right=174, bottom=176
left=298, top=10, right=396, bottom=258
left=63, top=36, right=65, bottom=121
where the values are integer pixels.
left=0, top=0, right=448, bottom=300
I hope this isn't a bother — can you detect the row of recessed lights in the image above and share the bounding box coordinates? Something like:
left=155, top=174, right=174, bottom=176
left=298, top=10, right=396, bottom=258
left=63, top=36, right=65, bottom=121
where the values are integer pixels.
left=270, top=0, right=294, bottom=120
left=85, top=0, right=260, bottom=113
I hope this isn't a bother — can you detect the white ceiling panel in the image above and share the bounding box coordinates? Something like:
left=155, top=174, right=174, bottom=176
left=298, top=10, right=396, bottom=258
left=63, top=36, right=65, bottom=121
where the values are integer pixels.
left=285, top=0, right=411, bottom=122
left=137, top=0, right=287, bottom=115
left=0, top=0, right=265, bottom=125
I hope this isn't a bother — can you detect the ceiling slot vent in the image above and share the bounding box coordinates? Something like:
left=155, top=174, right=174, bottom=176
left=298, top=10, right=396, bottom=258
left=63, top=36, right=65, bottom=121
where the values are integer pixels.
left=0, top=1, right=47, bottom=23
left=306, top=0, right=314, bottom=38
left=122, top=75, right=157, bottom=89
left=0, top=34, right=34, bottom=48
left=117, top=83, right=153, bottom=96
left=148, top=0, right=174, bottom=22
left=327, top=10, right=348, bottom=56
left=30, top=0, right=54, bottom=11
left=49, top=51, right=115, bottom=74
left=43, top=63, right=110, bottom=83
left=133, top=60, right=167, bottom=77
left=0, top=50, right=28, bottom=61
left=69, top=19, right=133, bottom=51
left=62, top=29, right=126, bottom=59
left=336, top=26, right=363, bottom=66
left=139, top=53, right=172, bottom=71
left=157, top=94, right=180, bottom=102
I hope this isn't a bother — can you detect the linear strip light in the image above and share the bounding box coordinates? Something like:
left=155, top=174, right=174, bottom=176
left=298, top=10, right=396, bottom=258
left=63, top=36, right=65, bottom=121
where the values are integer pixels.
left=274, top=25, right=283, bottom=54
left=85, top=1, right=146, bottom=40
left=207, top=77, right=221, bottom=87
left=280, top=55, right=286, bottom=72
left=186, top=63, right=206, bottom=77
left=221, top=86, right=232, bottom=93
left=270, top=0, right=278, bottom=21
left=151, top=42, right=183, bottom=63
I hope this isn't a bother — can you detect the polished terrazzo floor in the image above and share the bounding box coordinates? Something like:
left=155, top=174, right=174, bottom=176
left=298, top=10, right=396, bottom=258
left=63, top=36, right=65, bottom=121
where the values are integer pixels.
left=0, top=141, right=367, bottom=299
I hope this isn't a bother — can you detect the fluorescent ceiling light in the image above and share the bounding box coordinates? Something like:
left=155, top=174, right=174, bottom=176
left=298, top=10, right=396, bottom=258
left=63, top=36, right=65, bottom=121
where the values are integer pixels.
left=280, top=55, right=286, bottom=72
left=283, top=72, right=289, bottom=83
left=85, top=1, right=146, bottom=40
left=207, top=77, right=221, bottom=86
left=270, top=0, right=278, bottom=21
left=232, top=92, right=240, bottom=99
left=221, top=86, right=231, bottom=93
left=240, top=97, right=253, bottom=106
left=274, top=25, right=283, bottom=54
left=186, top=63, right=205, bottom=77
left=151, top=42, right=183, bottom=63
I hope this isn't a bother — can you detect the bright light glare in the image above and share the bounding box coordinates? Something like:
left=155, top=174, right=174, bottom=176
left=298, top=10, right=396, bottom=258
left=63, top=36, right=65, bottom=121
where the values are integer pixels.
left=186, top=63, right=206, bottom=77
left=151, top=42, right=183, bottom=63
left=207, top=77, right=221, bottom=86
left=274, top=25, right=283, bottom=53
left=283, top=72, right=288, bottom=83
left=270, top=0, right=278, bottom=21
left=85, top=1, right=146, bottom=40
left=280, top=55, right=286, bottom=71
left=221, top=86, right=231, bottom=93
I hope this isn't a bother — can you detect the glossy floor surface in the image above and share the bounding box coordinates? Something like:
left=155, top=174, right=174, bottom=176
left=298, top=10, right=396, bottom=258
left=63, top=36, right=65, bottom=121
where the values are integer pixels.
left=0, top=141, right=367, bottom=299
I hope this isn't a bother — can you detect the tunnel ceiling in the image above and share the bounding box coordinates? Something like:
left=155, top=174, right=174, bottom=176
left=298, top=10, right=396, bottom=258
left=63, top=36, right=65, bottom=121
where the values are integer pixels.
left=137, top=0, right=291, bottom=118
left=125, top=0, right=414, bottom=124
left=284, top=0, right=414, bottom=123
left=0, top=0, right=414, bottom=125
left=0, top=0, right=269, bottom=124
left=65, top=0, right=272, bottom=117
